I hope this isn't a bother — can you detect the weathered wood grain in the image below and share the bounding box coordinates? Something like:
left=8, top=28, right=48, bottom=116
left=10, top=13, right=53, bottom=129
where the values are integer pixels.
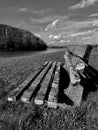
left=8, top=61, right=48, bottom=102
left=78, top=71, right=86, bottom=79
left=21, top=61, right=52, bottom=103
left=64, top=83, right=83, bottom=106
left=47, top=62, right=61, bottom=108
left=34, top=62, right=56, bottom=105
left=85, top=66, right=96, bottom=77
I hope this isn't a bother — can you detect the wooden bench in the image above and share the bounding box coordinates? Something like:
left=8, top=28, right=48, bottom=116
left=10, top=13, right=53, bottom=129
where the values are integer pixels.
left=78, top=63, right=98, bottom=88
left=8, top=45, right=98, bottom=109
left=8, top=61, right=61, bottom=108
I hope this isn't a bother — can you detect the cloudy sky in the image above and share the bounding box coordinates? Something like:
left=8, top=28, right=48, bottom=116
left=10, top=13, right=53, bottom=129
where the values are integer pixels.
left=1, top=0, right=98, bottom=41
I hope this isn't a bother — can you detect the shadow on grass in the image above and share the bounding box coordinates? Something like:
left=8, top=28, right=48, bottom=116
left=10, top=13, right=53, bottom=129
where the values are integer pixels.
left=58, top=66, right=74, bottom=106
left=79, top=65, right=98, bottom=101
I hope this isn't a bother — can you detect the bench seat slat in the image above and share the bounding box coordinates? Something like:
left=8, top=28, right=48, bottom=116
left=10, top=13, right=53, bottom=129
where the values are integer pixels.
left=34, top=62, right=56, bottom=105
left=85, top=67, right=96, bottom=76
left=8, top=61, right=48, bottom=102
left=64, top=84, right=83, bottom=106
left=47, top=62, right=61, bottom=108
left=21, top=61, right=52, bottom=103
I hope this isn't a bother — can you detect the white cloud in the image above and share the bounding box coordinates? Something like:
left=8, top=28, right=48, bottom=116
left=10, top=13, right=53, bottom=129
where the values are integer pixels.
left=30, top=15, right=61, bottom=24
left=43, top=18, right=98, bottom=42
left=49, top=34, right=53, bottom=38
left=69, top=0, right=98, bottom=10
left=53, top=35, right=61, bottom=39
left=68, top=31, right=92, bottom=37
left=17, top=8, right=28, bottom=12
left=45, top=16, right=68, bottom=31
left=52, top=19, right=59, bottom=26
left=89, top=13, right=98, bottom=17
left=32, top=9, right=52, bottom=15
left=16, top=21, right=25, bottom=27
left=92, top=20, right=98, bottom=26
left=34, top=34, right=41, bottom=38
left=48, top=34, right=61, bottom=39
left=59, top=40, right=65, bottom=43
left=45, top=19, right=59, bottom=31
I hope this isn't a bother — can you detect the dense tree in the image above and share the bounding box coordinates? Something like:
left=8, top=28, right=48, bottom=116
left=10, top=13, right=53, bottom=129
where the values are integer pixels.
left=0, top=24, right=47, bottom=51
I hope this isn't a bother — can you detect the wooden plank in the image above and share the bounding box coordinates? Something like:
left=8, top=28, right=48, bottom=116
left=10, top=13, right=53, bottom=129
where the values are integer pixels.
left=85, top=66, right=96, bottom=77
left=64, top=83, right=83, bottom=106
left=8, top=61, right=48, bottom=102
left=78, top=71, right=86, bottom=79
left=84, top=69, right=92, bottom=79
left=47, top=62, right=61, bottom=108
left=34, top=62, right=56, bottom=105
left=84, top=68, right=98, bottom=86
left=79, top=71, right=90, bottom=87
left=21, top=61, right=52, bottom=103
left=67, top=45, right=88, bottom=58
left=64, top=51, right=80, bottom=84
left=83, top=45, right=93, bottom=64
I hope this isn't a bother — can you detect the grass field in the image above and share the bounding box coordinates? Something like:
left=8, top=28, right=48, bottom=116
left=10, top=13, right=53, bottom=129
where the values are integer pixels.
left=0, top=49, right=98, bottom=130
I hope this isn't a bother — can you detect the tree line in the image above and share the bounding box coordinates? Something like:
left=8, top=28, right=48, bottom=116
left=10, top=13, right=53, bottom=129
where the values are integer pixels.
left=0, top=24, right=47, bottom=51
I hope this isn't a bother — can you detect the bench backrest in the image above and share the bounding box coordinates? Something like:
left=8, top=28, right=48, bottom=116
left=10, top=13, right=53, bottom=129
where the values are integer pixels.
left=66, top=44, right=93, bottom=63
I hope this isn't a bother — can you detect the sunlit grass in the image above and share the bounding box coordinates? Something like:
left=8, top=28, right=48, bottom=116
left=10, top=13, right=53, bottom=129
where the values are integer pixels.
left=0, top=49, right=98, bottom=129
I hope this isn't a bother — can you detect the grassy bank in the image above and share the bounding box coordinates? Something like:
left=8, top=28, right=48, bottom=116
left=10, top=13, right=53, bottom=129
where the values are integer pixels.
left=0, top=50, right=98, bottom=130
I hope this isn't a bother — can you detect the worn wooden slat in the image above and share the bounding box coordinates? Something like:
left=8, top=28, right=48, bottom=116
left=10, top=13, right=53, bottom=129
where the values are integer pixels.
left=21, top=61, right=52, bottom=103
left=79, top=71, right=89, bottom=87
left=84, top=69, right=92, bottom=79
left=85, top=67, right=96, bottom=77
left=64, top=83, right=83, bottom=106
left=79, top=71, right=98, bottom=88
left=34, top=62, right=56, bottom=105
left=47, top=62, right=61, bottom=108
left=8, top=61, right=48, bottom=102
left=79, top=71, right=86, bottom=79
left=83, top=68, right=98, bottom=86
left=84, top=67, right=98, bottom=86
left=64, top=51, right=80, bottom=84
